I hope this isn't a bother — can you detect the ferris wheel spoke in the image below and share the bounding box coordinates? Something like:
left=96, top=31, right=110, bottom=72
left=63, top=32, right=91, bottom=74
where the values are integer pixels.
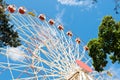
left=41, top=41, right=61, bottom=59
left=0, top=60, right=35, bottom=75
left=14, top=74, right=60, bottom=80
left=79, top=49, right=86, bottom=60
left=24, top=47, right=64, bottom=72
left=74, top=44, right=81, bottom=60
left=40, top=59, right=64, bottom=72
left=44, top=21, right=60, bottom=39
left=10, top=16, right=43, bottom=45
left=38, top=48, right=68, bottom=72
left=26, top=14, right=40, bottom=25
left=16, top=67, right=34, bottom=79
left=68, top=37, right=76, bottom=63
left=0, top=62, right=30, bottom=68
left=17, top=15, right=45, bottom=39
left=56, top=42, right=76, bottom=68
left=39, top=41, right=72, bottom=69
left=0, top=51, right=39, bottom=66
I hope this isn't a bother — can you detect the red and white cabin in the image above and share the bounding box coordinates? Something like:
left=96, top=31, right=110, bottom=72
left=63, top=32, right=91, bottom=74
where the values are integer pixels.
left=58, top=25, right=64, bottom=30
left=67, top=31, right=73, bottom=37
left=18, top=7, right=26, bottom=14
left=75, top=38, right=81, bottom=44
left=7, top=5, right=16, bottom=13
left=84, top=46, right=89, bottom=51
left=48, top=19, right=55, bottom=25
left=38, top=14, right=46, bottom=21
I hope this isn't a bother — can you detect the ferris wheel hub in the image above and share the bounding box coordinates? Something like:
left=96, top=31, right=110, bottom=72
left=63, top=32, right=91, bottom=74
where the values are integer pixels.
left=65, top=67, right=80, bottom=80
left=67, top=71, right=80, bottom=80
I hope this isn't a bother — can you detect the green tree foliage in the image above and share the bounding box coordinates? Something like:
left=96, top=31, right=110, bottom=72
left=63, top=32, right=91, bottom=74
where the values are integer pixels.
left=0, top=0, right=21, bottom=47
left=87, top=16, right=120, bottom=72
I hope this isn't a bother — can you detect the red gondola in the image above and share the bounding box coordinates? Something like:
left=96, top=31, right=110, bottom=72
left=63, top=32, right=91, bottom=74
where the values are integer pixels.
left=67, top=31, right=72, bottom=37
left=18, top=7, right=26, bottom=14
left=58, top=25, right=64, bottom=30
left=84, top=46, right=89, bottom=51
left=38, top=14, right=46, bottom=21
left=48, top=19, right=55, bottom=25
left=7, top=5, right=16, bottom=13
left=75, top=38, right=81, bottom=44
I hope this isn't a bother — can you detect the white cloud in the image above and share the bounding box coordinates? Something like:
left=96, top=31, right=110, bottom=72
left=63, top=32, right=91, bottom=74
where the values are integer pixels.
left=55, top=9, right=65, bottom=25
left=7, top=47, right=25, bottom=61
left=57, top=0, right=94, bottom=7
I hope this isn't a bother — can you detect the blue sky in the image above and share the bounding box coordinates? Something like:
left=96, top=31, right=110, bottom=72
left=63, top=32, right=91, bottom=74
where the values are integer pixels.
left=4, top=0, right=120, bottom=79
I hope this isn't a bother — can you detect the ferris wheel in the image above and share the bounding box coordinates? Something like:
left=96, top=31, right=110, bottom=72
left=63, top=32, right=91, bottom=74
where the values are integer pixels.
left=0, top=5, right=115, bottom=80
